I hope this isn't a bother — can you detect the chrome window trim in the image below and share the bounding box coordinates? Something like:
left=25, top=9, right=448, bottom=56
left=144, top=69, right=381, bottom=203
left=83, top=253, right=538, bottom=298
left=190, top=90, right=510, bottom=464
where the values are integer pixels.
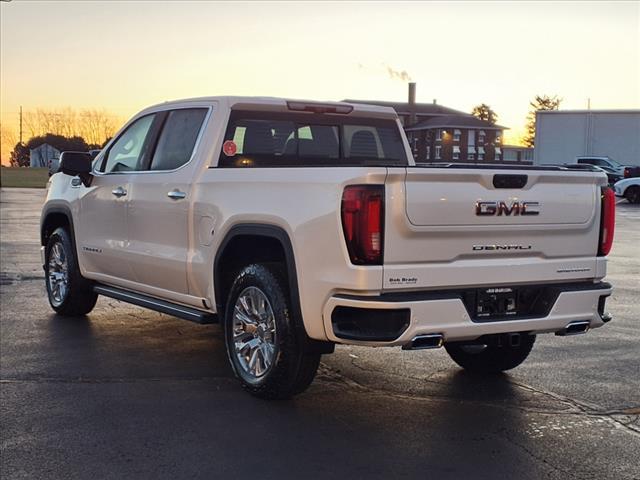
left=93, top=106, right=213, bottom=177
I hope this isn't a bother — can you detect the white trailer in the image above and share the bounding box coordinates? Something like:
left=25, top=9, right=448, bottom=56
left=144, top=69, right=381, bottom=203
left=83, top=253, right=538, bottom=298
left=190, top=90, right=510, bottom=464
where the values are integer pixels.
left=534, top=110, right=640, bottom=167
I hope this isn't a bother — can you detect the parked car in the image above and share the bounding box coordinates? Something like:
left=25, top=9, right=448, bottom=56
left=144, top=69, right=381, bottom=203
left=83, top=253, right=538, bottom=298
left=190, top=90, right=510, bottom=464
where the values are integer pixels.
left=614, top=177, right=640, bottom=204
left=562, top=164, right=622, bottom=186
left=41, top=96, right=615, bottom=399
left=575, top=156, right=635, bottom=177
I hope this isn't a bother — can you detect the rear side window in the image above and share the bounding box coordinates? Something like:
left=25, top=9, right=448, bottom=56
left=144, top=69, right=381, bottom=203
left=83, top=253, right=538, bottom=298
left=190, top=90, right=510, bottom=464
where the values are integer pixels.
left=218, top=111, right=407, bottom=167
left=150, top=108, right=207, bottom=171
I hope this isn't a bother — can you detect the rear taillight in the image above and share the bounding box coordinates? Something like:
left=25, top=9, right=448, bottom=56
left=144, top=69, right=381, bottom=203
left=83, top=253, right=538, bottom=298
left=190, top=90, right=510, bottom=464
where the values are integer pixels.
left=341, top=185, right=384, bottom=265
left=598, top=187, right=615, bottom=256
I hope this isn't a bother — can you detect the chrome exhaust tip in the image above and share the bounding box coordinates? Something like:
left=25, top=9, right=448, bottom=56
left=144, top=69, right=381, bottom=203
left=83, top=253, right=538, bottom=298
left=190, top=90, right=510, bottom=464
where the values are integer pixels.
left=402, top=333, right=444, bottom=350
left=556, top=320, right=590, bottom=336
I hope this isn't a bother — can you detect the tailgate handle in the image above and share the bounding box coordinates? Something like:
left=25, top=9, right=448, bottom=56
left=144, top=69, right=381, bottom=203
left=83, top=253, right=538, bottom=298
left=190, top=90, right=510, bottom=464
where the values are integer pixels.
left=493, top=174, right=528, bottom=189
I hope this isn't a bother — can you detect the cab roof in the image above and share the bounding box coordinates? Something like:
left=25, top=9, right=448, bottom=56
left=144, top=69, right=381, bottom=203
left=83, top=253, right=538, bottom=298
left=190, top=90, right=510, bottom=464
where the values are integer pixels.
left=140, top=96, right=398, bottom=119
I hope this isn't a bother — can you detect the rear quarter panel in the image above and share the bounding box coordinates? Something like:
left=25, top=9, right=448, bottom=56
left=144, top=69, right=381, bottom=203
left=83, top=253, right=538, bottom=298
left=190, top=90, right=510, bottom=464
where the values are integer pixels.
left=189, top=167, right=387, bottom=340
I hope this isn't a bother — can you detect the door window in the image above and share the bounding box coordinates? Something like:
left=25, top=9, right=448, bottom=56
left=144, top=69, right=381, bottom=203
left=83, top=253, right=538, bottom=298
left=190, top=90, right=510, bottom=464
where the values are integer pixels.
left=101, top=114, right=156, bottom=173
left=149, top=108, right=208, bottom=171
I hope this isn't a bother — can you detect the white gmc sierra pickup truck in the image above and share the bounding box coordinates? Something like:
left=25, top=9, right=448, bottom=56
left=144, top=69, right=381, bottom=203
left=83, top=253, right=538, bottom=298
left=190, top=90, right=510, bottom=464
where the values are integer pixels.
left=41, top=96, right=615, bottom=399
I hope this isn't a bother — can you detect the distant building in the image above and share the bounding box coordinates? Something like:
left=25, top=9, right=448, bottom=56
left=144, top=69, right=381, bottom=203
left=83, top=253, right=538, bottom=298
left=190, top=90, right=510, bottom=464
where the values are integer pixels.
left=534, top=110, right=640, bottom=166
left=30, top=143, right=60, bottom=170
left=344, top=83, right=509, bottom=163
left=503, top=145, right=534, bottom=163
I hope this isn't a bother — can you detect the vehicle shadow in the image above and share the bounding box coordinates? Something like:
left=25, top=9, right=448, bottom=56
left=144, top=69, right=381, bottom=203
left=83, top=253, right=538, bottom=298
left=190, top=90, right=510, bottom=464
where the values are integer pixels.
left=40, top=305, right=231, bottom=380
left=251, top=369, right=544, bottom=479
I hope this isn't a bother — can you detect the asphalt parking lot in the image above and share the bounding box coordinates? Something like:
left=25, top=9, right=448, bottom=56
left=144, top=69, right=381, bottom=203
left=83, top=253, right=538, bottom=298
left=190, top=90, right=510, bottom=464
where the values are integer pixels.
left=1, top=187, right=639, bottom=479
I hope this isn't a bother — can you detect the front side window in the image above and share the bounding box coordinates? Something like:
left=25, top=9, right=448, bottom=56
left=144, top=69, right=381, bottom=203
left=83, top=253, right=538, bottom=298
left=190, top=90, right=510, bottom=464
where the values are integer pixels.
left=218, top=111, right=406, bottom=167
left=101, top=114, right=156, bottom=173
left=150, top=108, right=208, bottom=171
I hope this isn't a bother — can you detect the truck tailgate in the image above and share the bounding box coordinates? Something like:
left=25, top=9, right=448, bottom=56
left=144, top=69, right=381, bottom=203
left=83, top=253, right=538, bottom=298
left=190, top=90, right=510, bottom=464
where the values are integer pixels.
left=382, top=167, right=608, bottom=291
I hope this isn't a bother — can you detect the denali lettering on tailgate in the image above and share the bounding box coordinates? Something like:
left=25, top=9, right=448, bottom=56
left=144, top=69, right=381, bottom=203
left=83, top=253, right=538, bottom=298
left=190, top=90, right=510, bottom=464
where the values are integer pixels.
left=475, top=201, right=540, bottom=216
left=473, top=245, right=532, bottom=251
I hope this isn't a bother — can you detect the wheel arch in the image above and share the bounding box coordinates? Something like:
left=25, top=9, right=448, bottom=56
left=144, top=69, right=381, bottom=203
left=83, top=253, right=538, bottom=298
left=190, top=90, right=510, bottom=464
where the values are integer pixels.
left=213, top=223, right=334, bottom=354
left=214, top=224, right=298, bottom=312
left=41, top=205, right=76, bottom=249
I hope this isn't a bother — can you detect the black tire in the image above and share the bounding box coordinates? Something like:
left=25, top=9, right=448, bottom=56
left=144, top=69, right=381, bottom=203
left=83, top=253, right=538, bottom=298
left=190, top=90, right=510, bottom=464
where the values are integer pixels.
left=625, top=186, right=640, bottom=204
left=45, top=227, right=98, bottom=316
left=445, top=335, right=536, bottom=373
left=223, top=263, right=320, bottom=399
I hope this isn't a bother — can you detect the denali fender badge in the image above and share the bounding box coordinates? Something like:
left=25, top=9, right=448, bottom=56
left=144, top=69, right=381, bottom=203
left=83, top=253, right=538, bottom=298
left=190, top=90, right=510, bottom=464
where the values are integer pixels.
left=476, top=201, right=540, bottom=216
left=473, top=245, right=532, bottom=251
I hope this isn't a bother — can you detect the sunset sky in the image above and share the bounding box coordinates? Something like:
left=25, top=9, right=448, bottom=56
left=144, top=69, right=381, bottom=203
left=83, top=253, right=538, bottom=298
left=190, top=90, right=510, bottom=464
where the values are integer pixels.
left=1, top=0, right=639, bottom=165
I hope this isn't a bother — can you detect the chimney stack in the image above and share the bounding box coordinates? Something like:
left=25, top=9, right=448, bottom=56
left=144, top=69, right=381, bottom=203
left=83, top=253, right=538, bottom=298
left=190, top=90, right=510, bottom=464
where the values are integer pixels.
left=408, top=82, right=416, bottom=105
left=408, top=82, right=417, bottom=126
left=433, top=99, right=437, bottom=105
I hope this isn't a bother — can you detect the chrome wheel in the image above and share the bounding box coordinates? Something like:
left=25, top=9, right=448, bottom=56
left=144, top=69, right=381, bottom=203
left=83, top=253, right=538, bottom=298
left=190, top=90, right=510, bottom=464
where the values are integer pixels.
left=47, top=241, right=68, bottom=307
left=232, top=286, right=277, bottom=379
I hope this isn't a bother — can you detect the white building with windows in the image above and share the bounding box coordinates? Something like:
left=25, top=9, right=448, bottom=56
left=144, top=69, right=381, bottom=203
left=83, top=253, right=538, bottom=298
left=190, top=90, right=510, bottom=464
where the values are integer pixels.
left=534, top=110, right=640, bottom=166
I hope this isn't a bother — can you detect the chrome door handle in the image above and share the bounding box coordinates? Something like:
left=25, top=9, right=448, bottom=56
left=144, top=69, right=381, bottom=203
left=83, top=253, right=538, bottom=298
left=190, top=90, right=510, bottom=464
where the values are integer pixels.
left=167, top=189, right=186, bottom=200
left=111, top=186, right=127, bottom=197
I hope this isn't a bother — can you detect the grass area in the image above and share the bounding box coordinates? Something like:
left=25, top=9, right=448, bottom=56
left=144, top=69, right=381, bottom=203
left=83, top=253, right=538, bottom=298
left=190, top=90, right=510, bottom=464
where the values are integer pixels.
left=0, top=167, right=49, bottom=188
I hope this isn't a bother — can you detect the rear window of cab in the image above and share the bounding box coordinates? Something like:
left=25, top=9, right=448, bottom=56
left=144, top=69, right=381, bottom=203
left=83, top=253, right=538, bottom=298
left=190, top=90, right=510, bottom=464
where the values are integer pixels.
left=218, top=111, right=407, bottom=168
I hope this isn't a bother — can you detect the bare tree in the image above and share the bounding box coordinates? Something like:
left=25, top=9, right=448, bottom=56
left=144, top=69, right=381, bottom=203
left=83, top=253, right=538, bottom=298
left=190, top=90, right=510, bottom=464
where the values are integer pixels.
left=20, top=107, right=122, bottom=148
left=524, top=95, right=562, bottom=147
left=79, top=109, right=120, bottom=146
left=0, top=123, right=18, bottom=166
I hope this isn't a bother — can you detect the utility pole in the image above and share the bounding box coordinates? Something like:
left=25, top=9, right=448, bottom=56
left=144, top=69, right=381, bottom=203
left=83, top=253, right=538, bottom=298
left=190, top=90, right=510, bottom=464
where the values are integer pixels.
left=587, top=98, right=591, bottom=110
left=19, top=105, right=23, bottom=145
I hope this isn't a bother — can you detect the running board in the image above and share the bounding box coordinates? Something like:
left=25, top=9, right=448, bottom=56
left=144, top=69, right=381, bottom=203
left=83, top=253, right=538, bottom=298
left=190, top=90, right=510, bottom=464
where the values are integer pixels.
left=94, top=285, right=218, bottom=324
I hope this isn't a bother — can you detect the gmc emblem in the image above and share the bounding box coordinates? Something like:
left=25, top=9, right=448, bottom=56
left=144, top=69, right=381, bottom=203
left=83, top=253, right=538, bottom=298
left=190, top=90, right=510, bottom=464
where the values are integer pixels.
left=475, top=201, right=540, bottom=216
